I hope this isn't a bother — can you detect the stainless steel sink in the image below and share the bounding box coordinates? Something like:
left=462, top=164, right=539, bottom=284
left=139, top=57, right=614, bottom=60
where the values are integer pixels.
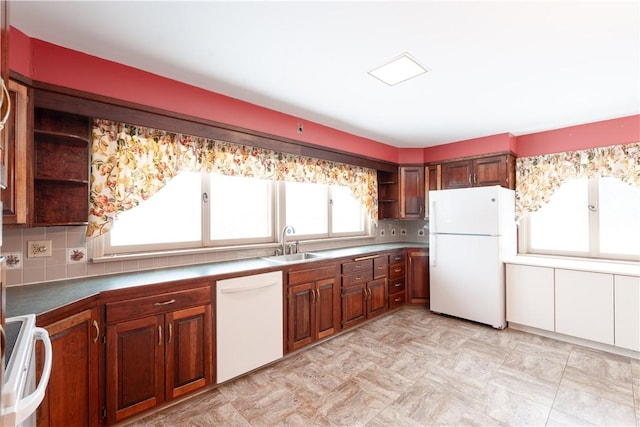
left=262, top=252, right=326, bottom=264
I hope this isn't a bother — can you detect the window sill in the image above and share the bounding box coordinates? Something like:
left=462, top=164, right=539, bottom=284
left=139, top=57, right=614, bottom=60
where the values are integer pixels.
left=91, top=234, right=376, bottom=264
left=504, top=254, right=640, bottom=277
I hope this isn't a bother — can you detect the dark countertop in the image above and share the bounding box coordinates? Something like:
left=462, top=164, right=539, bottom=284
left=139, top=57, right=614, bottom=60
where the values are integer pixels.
left=6, top=242, right=427, bottom=318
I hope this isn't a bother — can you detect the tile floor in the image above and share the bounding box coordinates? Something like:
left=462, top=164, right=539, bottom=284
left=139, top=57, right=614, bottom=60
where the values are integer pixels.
left=133, top=307, right=640, bottom=426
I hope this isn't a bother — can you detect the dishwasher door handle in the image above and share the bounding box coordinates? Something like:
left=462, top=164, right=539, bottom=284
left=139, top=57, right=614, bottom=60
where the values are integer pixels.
left=219, top=281, right=280, bottom=294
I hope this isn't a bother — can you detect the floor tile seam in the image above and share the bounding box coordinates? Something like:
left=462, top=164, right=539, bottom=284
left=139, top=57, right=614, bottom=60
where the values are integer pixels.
left=551, top=376, right=638, bottom=426
left=226, top=400, right=253, bottom=427
left=545, top=353, right=570, bottom=426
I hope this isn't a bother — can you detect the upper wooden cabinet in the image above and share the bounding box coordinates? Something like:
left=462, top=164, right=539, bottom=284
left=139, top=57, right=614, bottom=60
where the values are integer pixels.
left=2, top=80, right=29, bottom=225
left=377, top=169, right=399, bottom=220
left=32, top=104, right=91, bottom=226
left=399, top=166, right=424, bottom=219
left=441, top=153, right=515, bottom=190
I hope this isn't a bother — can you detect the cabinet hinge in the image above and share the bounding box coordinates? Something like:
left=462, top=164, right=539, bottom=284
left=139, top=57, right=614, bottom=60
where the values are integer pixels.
left=102, top=335, right=106, bottom=344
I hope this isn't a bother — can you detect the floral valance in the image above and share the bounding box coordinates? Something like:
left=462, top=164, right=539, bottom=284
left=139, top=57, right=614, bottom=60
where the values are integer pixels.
left=87, top=119, right=378, bottom=238
left=515, top=142, right=640, bottom=219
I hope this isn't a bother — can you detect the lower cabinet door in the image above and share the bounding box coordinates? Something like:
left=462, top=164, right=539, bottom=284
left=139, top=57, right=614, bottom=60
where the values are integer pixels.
left=315, top=278, right=340, bottom=340
left=288, top=282, right=315, bottom=352
left=342, top=284, right=366, bottom=329
left=614, top=275, right=640, bottom=351
left=555, top=269, right=614, bottom=345
left=366, top=278, right=387, bottom=318
left=165, top=305, right=213, bottom=400
left=106, top=315, right=165, bottom=423
left=37, top=308, right=100, bottom=427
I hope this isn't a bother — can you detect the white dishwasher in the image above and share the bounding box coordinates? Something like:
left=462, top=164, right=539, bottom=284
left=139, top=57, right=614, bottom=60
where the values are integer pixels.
left=216, top=271, right=283, bottom=383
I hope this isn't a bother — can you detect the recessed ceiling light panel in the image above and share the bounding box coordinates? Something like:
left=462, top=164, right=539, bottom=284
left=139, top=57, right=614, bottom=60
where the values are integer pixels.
left=369, top=53, right=429, bottom=86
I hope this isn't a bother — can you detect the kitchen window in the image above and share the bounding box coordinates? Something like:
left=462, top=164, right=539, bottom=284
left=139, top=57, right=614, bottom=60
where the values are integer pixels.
left=105, top=173, right=369, bottom=254
left=521, top=177, right=640, bottom=261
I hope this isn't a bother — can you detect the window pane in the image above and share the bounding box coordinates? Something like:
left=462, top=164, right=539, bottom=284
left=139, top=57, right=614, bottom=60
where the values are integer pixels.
left=285, top=182, right=328, bottom=236
left=110, top=171, right=202, bottom=246
left=210, top=174, right=272, bottom=240
left=529, top=178, right=589, bottom=253
left=598, top=177, right=640, bottom=257
left=331, top=185, right=364, bottom=234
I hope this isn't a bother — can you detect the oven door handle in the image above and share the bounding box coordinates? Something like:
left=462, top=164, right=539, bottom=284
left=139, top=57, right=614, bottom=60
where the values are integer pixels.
left=14, top=327, right=52, bottom=425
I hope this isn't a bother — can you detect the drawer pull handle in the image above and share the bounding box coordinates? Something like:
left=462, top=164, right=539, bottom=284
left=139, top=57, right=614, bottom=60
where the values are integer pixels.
left=168, top=323, right=173, bottom=343
left=395, top=283, right=402, bottom=287
left=355, top=275, right=363, bottom=280
left=394, top=268, right=402, bottom=273
left=92, top=320, right=100, bottom=344
left=353, top=255, right=379, bottom=261
left=395, top=298, right=401, bottom=302
left=154, top=299, right=176, bottom=306
left=158, top=325, right=162, bottom=346
left=394, top=256, right=402, bottom=261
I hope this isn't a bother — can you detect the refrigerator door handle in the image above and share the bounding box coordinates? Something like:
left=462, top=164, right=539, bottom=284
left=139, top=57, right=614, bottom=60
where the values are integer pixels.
left=430, top=200, right=436, bottom=234
left=430, top=200, right=436, bottom=267
left=430, top=233, right=436, bottom=267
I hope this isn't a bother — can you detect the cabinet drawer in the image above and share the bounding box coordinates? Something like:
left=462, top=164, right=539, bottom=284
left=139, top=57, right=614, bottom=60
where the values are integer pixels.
left=388, top=293, right=406, bottom=309
left=373, top=256, right=388, bottom=279
left=342, top=271, right=373, bottom=288
left=106, top=286, right=211, bottom=324
left=389, top=264, right=406, bottom=279
left=341, top=259, right=373, bottom=274
left=388, top=278, right=406, bottom=293
left=288, top=264, right=337, bottom=286
left=389, top=252, right=406, bottom=265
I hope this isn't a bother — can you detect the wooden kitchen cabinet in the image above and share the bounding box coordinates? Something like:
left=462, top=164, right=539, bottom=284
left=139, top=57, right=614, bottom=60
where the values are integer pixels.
left=341, top=256, right=387, bottom=329
left=32, top=102, right=91, bottom=226
left=441, top=153, right=515, bottom=190
left=287, top=263, right=341, bottom=352
left=399, top=166, right=425, bottom=219
left=388, top=251, right=406, bottom=309
left=2, top=80, right=29, bottom=225
left=407, top=249, right=429, bottom=305
left=377, top=169, right=399, bottom=219
left=36, top=306, right=100, bottom=427
left=105, top=286, right=213, bottom=424
left=424, top=164, right=441, bottom=218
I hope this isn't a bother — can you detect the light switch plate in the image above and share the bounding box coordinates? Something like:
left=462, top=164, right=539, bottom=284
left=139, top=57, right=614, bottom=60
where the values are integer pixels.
left=27, top=240, right=52, bottom=257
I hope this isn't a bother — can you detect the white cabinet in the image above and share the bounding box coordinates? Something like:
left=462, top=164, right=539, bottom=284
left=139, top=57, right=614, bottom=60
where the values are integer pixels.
left=506, top=264, right=554, bottom=331
left=555, top=269, right=614, bottom=345
left=614, top=275, right=640, bottom=351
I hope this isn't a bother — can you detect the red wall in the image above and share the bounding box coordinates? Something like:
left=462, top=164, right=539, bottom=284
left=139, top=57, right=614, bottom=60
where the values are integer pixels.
left=11, top=29, right=399, bottom=163
left=9, top=28, right=639, bottom=165
left=515, top=115, right=640, bottom=157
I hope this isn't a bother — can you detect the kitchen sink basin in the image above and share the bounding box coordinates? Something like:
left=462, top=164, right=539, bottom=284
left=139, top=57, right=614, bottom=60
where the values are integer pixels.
left=262, top=252, right=326, bottom=264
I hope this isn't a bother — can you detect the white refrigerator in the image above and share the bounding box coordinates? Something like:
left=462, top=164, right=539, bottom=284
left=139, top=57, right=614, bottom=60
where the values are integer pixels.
left=428, top=186, right=516, bottom=329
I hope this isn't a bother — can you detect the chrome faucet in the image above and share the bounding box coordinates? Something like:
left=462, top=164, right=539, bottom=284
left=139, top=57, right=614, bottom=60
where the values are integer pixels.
left=280, top=225, right=295, bottom=255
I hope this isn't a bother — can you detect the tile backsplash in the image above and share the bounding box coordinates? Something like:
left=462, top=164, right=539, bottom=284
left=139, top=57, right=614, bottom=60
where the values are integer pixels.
left=1, top=219, right=428, bottom=287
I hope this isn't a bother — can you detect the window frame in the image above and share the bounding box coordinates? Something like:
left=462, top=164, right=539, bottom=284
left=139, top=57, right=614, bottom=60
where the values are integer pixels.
left=103, top=172, right=371, bottom=256
left=520, top=177, right=639, bottom=262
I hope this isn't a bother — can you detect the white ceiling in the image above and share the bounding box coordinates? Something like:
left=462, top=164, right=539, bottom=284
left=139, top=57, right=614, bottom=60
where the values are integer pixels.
left=9, top=1, right=640, bottom=148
